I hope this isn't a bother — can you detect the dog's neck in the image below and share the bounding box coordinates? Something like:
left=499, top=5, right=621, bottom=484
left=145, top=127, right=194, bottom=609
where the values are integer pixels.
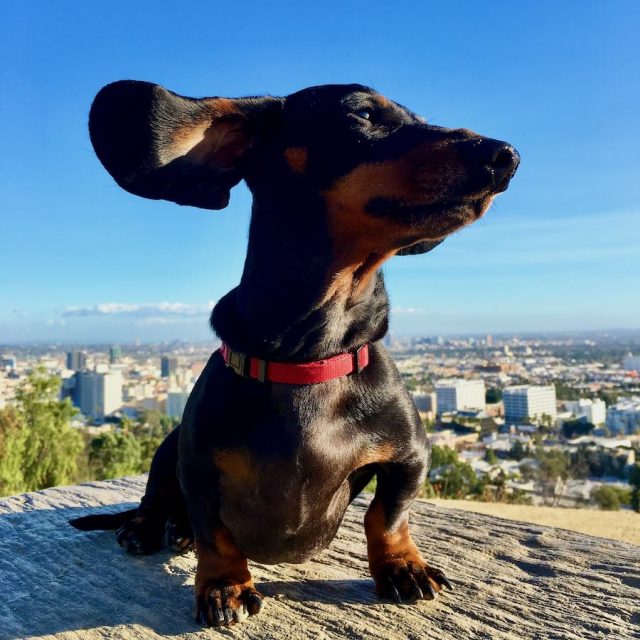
left=210, top=193, right=390, bottom=362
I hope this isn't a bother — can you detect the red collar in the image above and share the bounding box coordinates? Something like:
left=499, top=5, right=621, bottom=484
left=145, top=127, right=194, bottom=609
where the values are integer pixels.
left=219, top=342, right=370, bottom=384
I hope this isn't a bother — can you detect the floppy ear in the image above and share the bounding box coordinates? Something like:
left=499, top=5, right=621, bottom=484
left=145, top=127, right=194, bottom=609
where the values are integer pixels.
left=396, top=239, right=444, bottom=256
left=89, top=80, right=283, bottom=209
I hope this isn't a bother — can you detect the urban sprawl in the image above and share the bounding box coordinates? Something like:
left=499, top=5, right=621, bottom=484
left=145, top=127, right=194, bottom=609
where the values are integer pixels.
left=2, top=332, right=639, bottom=509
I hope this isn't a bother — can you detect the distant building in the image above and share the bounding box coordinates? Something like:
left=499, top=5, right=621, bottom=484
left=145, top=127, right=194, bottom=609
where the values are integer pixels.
left=623, top=353, right=640, bottom=372
left=503, top=385, right=557, bottom=424
left=161, top=355, right=178, bottom=378
left=485, top=334, right=493, bottom=347
left=66, top=350, right=87, bottom=371
left=72, top=371, right=122, bottom=421
left=1, top=355, right=17, bottom=371
left=109, top=345, right=122, bottom=364
left=606, top=398, right=640, bottom=435
left=167, top=388, right=191, bottom=420
left=412, top=391, right=436, bottom=413
left=564, top=398, right=606, bottom=426
left=435, top=379, right=486, bottom=414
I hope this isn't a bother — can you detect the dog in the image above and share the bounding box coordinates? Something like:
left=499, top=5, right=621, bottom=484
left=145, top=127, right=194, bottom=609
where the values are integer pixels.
left=70, top=80, right=519, bottom=627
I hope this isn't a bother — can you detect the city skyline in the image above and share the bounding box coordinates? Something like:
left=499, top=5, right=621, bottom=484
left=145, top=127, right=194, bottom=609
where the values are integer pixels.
left=2, top=2, right=639, bottom=342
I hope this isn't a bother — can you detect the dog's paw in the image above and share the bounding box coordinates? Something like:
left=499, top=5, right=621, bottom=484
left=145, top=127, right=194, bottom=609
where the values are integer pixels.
left=116, top=516, right=164, bottom=555
left=165, top=518, right=194, bottom=553
left=195, top=583, right=263, bottom=627
left=373, top=560, right=453, bottom=604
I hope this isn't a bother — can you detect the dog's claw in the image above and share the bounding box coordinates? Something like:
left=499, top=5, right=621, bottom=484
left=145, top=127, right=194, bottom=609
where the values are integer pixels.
left=246, top=592, right=263, bottom=615
left=165, top=519, right=194, bottom=553
left=438, top=575, right=453, bottom=591
left=196, top=586, right=263, bottom=627
left=375, top=561, right=450, bottom=604
left=408, top=574, right=424, bottom=601
left=385, top=578, right=402, bottom=603
left=115, top=517, right=163, bottom=555
left=424, top=582, right=438, bottom=600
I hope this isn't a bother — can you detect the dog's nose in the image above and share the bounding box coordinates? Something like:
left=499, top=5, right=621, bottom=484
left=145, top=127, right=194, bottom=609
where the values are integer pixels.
left=483, top=140, right=520, bottom=191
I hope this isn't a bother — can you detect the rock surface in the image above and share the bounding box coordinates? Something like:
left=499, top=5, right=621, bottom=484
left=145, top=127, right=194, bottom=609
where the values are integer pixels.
left=0, top=476, right=638, bottom=640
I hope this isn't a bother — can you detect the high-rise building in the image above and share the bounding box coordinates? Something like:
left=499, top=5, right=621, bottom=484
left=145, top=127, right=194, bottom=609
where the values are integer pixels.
left=109, top=345, right=122, bottom=364
left=503, top=385, right=557, bottom=424
left=435, top=379, right=486, bottom=414
left=564, top=398, right=606, bottom=426
left=72, top=371, right=122, bottom=421
left=161, top=355, right=179, bottom=378
left=66, top=350, right=87, bottom=371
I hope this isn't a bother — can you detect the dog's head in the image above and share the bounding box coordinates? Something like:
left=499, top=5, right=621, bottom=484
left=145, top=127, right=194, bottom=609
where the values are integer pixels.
left=89, top=81, right=519, bottom=260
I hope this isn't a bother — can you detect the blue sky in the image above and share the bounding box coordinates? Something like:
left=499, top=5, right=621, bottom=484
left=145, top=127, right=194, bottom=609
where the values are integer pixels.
left=1, top=1, right=639, bottom=343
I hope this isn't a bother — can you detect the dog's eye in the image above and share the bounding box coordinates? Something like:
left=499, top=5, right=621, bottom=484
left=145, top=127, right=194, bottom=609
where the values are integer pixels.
left=355, top=109, right=372, bottom=121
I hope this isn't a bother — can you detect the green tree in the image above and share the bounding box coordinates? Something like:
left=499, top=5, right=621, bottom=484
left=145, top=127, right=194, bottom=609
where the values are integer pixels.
left=427, top=445, right=481, bottom=498
left=0, top=408, right=26, bottom=495
left=130, top=410, right=177, bottom=473
left=554, top=383, right=581, bottom=401
left=509, top=439, right=526, bottom=461
left=591, top=485, right=622, bottom=511
left=535, top=447, right=568, bottom=503
left=3, top=368, right=84, bottom=494
left=88, top=430, right=143, bottom=480
left=484, top=447, right=498, bottom=465
left=536, top=448, right=568, bottom=482
left=430, top=445, right=459, bottom=468
left=568, top=445, right=590, bottom=479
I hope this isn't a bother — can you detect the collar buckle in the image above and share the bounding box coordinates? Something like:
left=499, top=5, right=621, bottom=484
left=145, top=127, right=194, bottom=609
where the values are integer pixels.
left=226, top=349, right=249, bottom=377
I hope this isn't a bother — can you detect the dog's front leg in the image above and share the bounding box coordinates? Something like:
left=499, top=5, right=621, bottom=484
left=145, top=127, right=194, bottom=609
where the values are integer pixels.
left=364, top=459, right=453, bottom=603
left=193, top=526, right=264, bottom=627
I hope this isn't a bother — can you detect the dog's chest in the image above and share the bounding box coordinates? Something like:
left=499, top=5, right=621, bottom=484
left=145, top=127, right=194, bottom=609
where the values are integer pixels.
left=212, top=411, right=372, bottom=563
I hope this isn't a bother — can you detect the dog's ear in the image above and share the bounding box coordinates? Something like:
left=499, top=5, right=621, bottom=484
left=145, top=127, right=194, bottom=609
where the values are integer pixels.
left=89, top=80, right=283, bottom=210
left=396, top=239, right=444, bottom=256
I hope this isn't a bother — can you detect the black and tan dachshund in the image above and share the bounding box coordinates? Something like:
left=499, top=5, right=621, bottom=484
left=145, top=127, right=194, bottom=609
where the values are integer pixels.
left=70, top=81, right=519, bottom=627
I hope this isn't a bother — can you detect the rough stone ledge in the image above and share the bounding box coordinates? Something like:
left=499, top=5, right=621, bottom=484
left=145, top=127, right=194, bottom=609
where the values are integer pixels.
left=0, top=476, right=638, bottom=640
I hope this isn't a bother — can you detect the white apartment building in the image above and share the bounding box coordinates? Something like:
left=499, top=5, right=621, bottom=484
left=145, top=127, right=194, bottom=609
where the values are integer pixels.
left=435, top=379, right=486, bottom=414
left=503, top=385, right=557, bottom=424
left=564, top=398, right=607, bottom=425
left=622, top=353, right=640, bottom=372
left=606, top=397, right=640, bottom=435
left=74, top=371, right=123, bottom=421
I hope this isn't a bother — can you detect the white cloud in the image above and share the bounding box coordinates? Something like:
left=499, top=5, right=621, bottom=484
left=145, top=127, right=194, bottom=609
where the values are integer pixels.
left=392, top=306, right=428, bottom=315
left=61, top=301, right=215, bottom=318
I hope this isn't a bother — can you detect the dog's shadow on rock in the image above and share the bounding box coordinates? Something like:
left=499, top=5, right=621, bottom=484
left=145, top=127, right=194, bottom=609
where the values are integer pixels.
left=0, top=504, right=198, bottom=638
left=259, top=578, right=378, bottom=606
left=0, top=504, right=377, bottom=639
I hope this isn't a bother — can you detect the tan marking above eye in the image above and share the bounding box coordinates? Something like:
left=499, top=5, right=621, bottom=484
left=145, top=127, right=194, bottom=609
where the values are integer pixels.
left=373, top=94, right=391, bottom=108
left=284, top=147, right=308, bottom=173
